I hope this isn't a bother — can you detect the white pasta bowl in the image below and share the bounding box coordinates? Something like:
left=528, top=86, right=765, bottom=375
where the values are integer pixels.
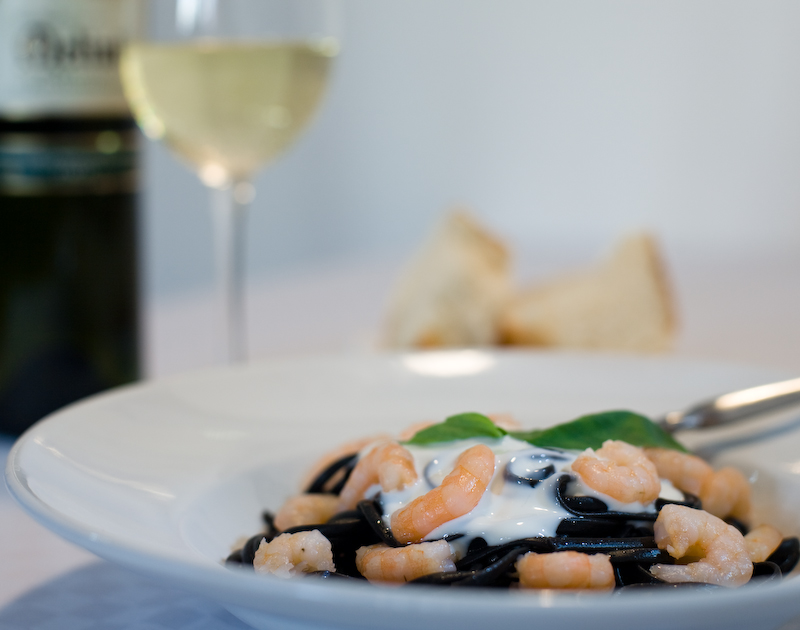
left=6, top=350, right=800, bottom=630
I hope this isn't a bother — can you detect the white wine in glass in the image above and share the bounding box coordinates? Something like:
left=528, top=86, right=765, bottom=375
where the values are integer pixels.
left=119, top=0, right=339, bottom=363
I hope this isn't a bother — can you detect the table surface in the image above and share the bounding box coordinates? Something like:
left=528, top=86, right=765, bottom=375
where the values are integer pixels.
left=4, top=250, right=800, bottom=629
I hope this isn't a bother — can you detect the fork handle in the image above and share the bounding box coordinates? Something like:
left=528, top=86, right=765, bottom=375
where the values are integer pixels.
left=659, top=376, right=800, bottom=433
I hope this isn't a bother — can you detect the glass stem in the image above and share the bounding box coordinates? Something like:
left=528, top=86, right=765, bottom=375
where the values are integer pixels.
left=211, top=180, right=251, bottom=364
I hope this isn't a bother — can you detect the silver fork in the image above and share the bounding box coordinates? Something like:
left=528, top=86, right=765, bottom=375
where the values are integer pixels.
left=659, top=377, right=800, bottom=433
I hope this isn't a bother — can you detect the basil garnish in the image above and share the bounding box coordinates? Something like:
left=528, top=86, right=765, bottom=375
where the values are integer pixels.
left=509, top=410, right=687, bottom=452
left=405, top=410, right=687, bottom=452
left=404, top=412, right=506, bottom=445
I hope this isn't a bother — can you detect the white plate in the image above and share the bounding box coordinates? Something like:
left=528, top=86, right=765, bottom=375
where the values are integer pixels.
left=7, top=350, right=800, bottom=630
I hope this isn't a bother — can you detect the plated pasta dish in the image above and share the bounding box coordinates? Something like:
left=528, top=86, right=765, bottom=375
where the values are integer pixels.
left=227, top=411, right=799, bottom=591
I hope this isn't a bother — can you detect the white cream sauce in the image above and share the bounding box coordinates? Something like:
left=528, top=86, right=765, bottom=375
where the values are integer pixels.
left=360, top=436, right=683, bottom=556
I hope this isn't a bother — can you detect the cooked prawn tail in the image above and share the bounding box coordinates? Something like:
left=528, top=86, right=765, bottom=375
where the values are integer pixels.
left=391, top=444, right=495, bottom=544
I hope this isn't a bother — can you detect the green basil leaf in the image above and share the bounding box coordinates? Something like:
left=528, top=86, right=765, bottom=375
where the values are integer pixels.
left=509, top=410, right=687, bottom=452
left=404, top=412, right=507, bottom=445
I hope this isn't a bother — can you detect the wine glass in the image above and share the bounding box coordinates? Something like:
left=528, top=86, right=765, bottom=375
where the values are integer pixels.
left=120, top=0, right=340, bottom=363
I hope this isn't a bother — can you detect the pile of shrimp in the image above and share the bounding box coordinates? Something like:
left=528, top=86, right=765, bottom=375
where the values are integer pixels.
left=227, top=420, right=799, bottom=592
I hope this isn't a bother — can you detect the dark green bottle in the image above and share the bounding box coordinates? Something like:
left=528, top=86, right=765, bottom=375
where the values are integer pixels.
left=0, top=0, right=144, bottom=435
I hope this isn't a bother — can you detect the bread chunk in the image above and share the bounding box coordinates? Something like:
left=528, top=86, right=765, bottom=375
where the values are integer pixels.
left=499, top=233, right=675, bottom=352
left=382, top=211, right=511, bottom=348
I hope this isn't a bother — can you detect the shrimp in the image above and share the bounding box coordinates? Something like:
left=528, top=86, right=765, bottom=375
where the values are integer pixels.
left=300, top=433, right=390, bottom=492
left=391, top=444, right=495, bottom=544
left=273, top=494, right=340, bottom=531
left=253, top=530, right=335, bottom=578
left=650, top=504, right=753, bottom=588
left=337, top=441, right=418, bottom=511
left=571, top=440, right=661, bottom=504
left=644, top=447, right=713, bottom=497
left=644, top=448, right=752, bottom=522
left=355, top=540, right=456, bottom=584
left=515, top=551, right=614, bottom=591
left=744, top=524, right=783, bottom=563
left=700, top=467, right=752, bottom=523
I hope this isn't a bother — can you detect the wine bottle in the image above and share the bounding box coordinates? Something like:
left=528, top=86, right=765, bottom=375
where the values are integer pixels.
left=0, top=0, right=144, bottom=435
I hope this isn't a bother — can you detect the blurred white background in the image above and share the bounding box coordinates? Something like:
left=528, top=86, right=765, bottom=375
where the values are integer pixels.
left=141, top=0, right=800, bottom=376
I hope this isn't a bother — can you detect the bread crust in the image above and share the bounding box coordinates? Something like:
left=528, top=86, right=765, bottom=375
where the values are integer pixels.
left=382, top=210, right=512, bottom=348
left=383, top=213, right=676, bottom=353
left=498, top=233, right=676, bottom=352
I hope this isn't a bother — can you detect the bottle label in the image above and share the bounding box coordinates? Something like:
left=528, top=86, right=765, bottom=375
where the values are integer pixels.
left=0, top=128, right=138, bottom=195
left=0, top=0, right=144, bottom=117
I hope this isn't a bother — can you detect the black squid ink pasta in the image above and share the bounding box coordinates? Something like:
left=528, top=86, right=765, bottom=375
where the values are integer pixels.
left=226, top=412, right=800, bottom=591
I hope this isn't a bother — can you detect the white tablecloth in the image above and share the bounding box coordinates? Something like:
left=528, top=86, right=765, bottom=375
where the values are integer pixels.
left=4, top=250, right=800, bottom=629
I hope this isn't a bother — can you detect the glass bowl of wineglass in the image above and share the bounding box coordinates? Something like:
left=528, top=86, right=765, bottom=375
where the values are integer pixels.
left=120, top=0, right=340, bottom=363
